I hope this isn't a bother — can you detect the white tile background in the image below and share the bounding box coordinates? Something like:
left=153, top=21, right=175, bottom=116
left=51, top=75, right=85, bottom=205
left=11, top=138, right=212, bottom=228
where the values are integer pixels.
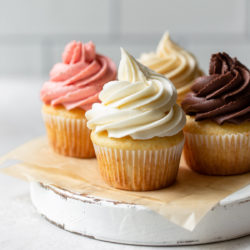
left=0, top=0, right=249, bottom=76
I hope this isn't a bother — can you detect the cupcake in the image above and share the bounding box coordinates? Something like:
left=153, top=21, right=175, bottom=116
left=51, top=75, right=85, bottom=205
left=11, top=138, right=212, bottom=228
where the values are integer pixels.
left=182, top=52, right=250, bottom=175
left=139, top=32, right=203, bottom=104
left=86, top=48, right=186, bottom=191
left=40, top=41, right=117, bottom=158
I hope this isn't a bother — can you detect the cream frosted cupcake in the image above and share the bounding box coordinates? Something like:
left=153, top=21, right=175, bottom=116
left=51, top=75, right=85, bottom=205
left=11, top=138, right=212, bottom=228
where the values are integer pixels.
left=86, top=48, right=186, bottom=191
left=182, top=52, right=250, bottom=175
left=139, top=32, right=203, bottom=104
left=40, top=41, right=117, bottom=158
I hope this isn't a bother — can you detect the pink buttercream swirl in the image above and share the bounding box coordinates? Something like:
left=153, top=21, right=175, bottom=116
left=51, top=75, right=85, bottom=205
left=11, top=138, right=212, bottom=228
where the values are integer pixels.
left=40, top=41, right=117, bottom=111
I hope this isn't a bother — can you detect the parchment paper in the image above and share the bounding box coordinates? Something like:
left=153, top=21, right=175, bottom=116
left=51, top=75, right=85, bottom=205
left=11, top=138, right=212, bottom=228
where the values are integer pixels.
left=1, top=137, right=250, bottom=231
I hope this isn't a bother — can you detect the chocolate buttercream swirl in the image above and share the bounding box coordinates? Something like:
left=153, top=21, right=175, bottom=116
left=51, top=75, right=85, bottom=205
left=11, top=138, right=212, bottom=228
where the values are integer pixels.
left=181, top=52, right=250, bottom=124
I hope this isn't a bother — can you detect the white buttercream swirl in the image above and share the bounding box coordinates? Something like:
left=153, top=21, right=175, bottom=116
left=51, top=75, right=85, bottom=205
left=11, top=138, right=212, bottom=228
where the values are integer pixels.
left=86, top=48, right=186, bottom=140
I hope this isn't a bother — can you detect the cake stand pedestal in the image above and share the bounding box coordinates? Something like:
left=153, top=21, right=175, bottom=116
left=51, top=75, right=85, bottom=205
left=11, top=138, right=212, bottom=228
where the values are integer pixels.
left=30, top=182, right=250, bottom=246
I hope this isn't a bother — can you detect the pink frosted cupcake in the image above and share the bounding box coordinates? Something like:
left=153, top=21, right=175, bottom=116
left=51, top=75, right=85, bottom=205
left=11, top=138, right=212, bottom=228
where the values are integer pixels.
left=40, top=41, right=117, bottom=158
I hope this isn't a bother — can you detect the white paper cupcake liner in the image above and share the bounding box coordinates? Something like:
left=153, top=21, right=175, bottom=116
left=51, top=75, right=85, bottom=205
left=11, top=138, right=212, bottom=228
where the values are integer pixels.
left=93, top=140, right=184, bottom=191
left=184, top=132, right=250, bottom=175
left=42, top=113, right=95, bottom=158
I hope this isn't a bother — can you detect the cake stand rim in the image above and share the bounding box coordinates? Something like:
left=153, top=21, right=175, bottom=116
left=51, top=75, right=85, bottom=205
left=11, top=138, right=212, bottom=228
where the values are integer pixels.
left=30, top=182, right=250, bottom=246
left=39, top=182, right=250, bottom=208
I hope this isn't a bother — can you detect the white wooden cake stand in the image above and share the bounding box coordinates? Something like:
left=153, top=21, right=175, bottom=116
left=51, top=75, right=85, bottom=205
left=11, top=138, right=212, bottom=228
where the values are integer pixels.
left=30, top=182, right=250, bottom=246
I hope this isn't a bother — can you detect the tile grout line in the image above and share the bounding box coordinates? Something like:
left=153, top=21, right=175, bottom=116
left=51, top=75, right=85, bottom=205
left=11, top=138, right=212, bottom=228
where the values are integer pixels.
left=109, top=0, right=121, bottom=42
left=41, top=39, right=54, bottom=77
left=0, top=33, right=249, bottom=45
left=246, top=0, right=250, bottom=39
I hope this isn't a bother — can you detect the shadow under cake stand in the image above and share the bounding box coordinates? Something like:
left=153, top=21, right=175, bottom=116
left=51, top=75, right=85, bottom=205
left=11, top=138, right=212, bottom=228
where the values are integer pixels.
left=30, top=182, right=250, bottom=246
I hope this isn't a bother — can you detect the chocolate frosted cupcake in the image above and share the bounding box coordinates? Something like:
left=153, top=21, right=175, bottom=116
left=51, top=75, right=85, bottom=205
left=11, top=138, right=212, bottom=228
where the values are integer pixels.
left=182, top=52, right=250, bottom=175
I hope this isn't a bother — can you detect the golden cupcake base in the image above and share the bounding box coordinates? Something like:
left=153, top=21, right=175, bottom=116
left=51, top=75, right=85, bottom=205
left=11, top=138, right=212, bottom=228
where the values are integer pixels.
left=42, top=104, right=95, bottom=158
left=183, top=117, right=250, bottom=175
left=91, top=131, right=184, bottom=191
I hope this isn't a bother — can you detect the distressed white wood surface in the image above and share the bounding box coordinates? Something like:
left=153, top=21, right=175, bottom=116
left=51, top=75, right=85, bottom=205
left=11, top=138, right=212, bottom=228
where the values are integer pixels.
left=30, top=182, right=250, bottom=246
left=1, top=175, right=250, bottom=250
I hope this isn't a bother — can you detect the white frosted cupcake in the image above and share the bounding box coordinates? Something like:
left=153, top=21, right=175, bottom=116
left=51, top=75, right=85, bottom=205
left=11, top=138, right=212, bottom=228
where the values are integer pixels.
left=139, top=32, right=203, bottom=103
left=86, top=48, right=186, bottom=191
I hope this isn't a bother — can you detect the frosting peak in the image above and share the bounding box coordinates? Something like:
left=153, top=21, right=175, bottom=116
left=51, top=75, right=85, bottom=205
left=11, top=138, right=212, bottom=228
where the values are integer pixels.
left=139, top=32, right=202, bottom=91
left=182, top=52, right=250, bottom=124
left=62, top=40, right=95, bottom=65
left=118, top=48, right=151, bottom=82
left=86, top=48, right=186, bottom=140
left=41, top=41, right=117, bottom=111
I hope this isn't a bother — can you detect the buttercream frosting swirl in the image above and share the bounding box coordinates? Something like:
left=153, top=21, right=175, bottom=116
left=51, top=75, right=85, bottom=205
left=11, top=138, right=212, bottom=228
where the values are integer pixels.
left=181, top=52, right=250, bottom=124
left=139, top=32, right=202, bottom=92
left=86, top=48, right=186, bottom=140
left=40, top=41, right=117, bottom=111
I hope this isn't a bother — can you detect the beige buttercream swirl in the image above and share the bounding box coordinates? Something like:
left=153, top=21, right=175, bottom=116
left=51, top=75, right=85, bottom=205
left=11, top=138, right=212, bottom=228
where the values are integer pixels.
left=139, top=32, right=202, bottom=92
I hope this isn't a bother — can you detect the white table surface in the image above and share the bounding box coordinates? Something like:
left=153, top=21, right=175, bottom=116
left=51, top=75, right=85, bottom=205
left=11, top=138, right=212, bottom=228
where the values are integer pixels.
left=0, top=77, right=250, bottom=250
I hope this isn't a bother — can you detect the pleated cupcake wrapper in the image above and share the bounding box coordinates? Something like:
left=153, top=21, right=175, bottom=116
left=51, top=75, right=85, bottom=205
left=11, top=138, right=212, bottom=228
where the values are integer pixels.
left=93, top=140, right=184, bottom=191
left=184, top=132, right=250, bottom=175
left=42, top=113, right=95, bottom=158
